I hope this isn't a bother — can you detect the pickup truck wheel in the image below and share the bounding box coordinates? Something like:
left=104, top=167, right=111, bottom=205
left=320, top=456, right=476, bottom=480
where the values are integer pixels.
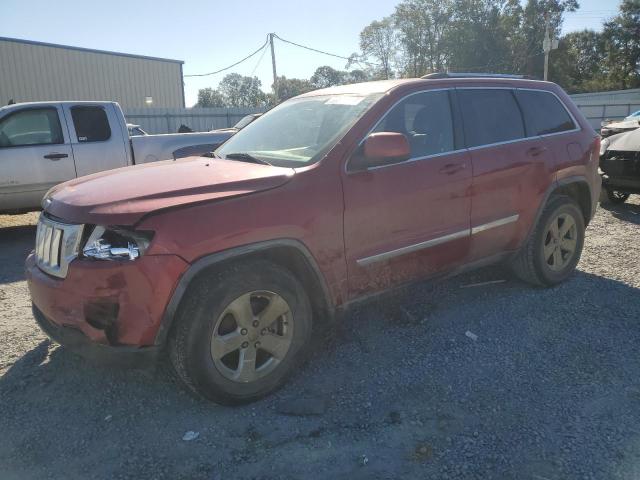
left=510, top=195, right=585, bottom=287
left=168, top=260, right=312, bottom=405
left=605, top=189, right=630, bottom=204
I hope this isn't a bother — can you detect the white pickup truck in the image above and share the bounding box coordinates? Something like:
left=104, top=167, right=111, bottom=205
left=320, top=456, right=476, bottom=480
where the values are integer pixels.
left=0, top=101, right=234, bottom=214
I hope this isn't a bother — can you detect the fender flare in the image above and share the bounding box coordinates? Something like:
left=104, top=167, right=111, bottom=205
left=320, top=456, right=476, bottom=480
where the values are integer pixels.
left=525, top=176, right=593, bottom=243
left=154, top=238, right=333, bottom=347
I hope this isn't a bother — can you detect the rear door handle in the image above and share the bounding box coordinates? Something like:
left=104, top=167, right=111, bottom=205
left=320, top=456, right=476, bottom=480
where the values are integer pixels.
left=527, top=146, right=548, bottom=157
left=439, top=163, right=466, bottom=175
left=43, top=153, right=69, bottom=160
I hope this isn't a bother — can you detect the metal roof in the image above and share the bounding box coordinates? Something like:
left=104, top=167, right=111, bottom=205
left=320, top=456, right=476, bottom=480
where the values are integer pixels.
left=0, top=36, right=184, bottom=64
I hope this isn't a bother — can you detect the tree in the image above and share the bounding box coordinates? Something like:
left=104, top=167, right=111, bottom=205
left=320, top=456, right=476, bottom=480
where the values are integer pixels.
left=393, top=0, right=455, bottom=76
left=195, top=87, right=225, bottom=108
left=274, top=76, right=313, bottom=101
left=217, top=73, right=269, bottom=108
left=551, top=30, right=607, bottom=92
left=360, top=17, right=397, bottom=78
left=345, top=69, right=370, bottom=83
left=310, top=66, right=346, bottom=89
left=602, top=0, right=640, bottom=89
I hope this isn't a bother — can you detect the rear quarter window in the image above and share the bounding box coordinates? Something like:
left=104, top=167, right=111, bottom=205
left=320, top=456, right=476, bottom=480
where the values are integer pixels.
left=70, top=106, right=111, bottom=142
left=516, top=90, right=576, bottom=136
left=458, top=89, right=525, bottom=148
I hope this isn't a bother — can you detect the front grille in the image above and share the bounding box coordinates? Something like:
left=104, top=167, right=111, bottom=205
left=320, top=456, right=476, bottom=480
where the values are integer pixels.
left=35, top=214, right=84, bottom=278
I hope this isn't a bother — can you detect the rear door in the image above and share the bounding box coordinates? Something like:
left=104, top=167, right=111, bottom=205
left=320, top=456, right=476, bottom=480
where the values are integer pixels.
left=0, top=106, right=75, bottom=212
left=342, top=89, right=472, bottom=297
left=458, top=87, right=555, bottom=260
left=61, top=104, right=129, bottom=177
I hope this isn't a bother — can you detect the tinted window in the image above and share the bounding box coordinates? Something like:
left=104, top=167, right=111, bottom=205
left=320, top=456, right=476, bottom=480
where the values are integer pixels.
left=71, top=106, right=111, bottom=142
left=458, top=89, right=525, bottom=148
left=374, top=90, right=454, bottom=158
left=516, top=90, right=576, bottom=136
left=0, top=108, right=63, bottom=147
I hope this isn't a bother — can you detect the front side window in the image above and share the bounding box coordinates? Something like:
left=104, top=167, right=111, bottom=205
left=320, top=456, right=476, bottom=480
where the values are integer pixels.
left=216, top=93, right=382, bottom=167
left=458, top=89, right=525, bottom=148
left=516, top=90, right=576, bottom=136
left=374, top=90, right=455, bottom=158
left=71, top=106, right=111, bottom=142
left=0, top=108, right=63, bottom=148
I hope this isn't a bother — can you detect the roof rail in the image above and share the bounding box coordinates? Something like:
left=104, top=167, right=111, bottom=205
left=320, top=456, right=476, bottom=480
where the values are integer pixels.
left=422, top=72, right=534, bottom=80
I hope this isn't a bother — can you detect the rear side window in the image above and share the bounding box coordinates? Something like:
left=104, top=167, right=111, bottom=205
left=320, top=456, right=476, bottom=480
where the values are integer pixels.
left=516, top=90, right=576, bottom=136
left=458, top=89, right=525, bottom=148
left=374, top=90, right=455, bottom=158
left=0, top=108, right=63, bottom=147
left=70, top=106, right=111, bottom=142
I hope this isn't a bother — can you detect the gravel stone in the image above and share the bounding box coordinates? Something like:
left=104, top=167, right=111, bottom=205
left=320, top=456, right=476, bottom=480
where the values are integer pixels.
left=1, top=198, right=640, bottom=479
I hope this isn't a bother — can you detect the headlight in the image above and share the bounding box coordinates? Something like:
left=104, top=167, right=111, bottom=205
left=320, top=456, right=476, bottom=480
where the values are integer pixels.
left=600, top=137, right=610, bottom=156
left=82, top=226, right=154, bottom=261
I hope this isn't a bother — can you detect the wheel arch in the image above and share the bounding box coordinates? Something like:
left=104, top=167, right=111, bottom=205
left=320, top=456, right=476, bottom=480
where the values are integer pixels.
left=155, top=239, right=334, bottom=347
left=553, top=177, right=593, bottom=225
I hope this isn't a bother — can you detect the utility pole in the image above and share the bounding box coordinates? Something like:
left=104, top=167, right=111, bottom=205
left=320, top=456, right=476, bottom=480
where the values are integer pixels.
left=542, top=14, right=558, bottom=81
left=269, top=33, right=278, bottom=102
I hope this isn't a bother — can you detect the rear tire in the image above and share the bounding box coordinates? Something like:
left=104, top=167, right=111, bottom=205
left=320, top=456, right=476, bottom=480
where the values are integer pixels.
left=168, top=260, right=312, bottom=405
left=510, top=195, right=585, bottom=287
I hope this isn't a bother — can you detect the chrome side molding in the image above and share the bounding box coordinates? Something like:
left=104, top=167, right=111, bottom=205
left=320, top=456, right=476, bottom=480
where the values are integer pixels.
left=356, top=214, right=519, bottom=267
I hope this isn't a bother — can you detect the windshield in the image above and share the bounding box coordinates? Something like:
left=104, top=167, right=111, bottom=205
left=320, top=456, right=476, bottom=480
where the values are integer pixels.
left=216, top=93, right=382, bottom=167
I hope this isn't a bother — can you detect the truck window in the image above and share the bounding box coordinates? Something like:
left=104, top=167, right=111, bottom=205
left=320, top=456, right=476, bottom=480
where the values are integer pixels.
left=515, top=90, right=576, bottom=136
left=374, top=90, right=455, bottom=158
left=458, top=89, right=525, bottom=148
left=0, top=108, right=63, bottom=148
left=70, top=106, right=111, bottom=142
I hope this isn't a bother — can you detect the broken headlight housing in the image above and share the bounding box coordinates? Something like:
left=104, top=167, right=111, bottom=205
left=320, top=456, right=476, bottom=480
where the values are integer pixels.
left=82, top=226, right=154, bottom=261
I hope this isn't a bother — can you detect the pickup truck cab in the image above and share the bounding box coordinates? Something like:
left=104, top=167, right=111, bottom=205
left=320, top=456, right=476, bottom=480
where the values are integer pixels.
left=0, top=101, right=233, bottom=213
left=26, top=75, right=601, bottom=405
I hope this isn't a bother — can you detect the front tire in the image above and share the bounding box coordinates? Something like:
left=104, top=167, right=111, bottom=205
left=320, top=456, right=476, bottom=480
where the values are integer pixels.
left=605, top=189, right=630, bottom=205
left=511, top=195, right=585, bottom=287
left=168, top=260, right=312, bottom=405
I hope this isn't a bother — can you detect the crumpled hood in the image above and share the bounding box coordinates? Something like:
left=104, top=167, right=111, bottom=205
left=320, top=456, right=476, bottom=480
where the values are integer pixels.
left=45, top=156, right=295, bottom=225
left=606, top=127, right=640, bottom=152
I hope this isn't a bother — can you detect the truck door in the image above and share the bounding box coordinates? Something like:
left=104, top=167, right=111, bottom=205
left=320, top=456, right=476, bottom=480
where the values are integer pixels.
left=0, top=105, right=75, bottom=212
left=61, top=103, right=129, bottom=177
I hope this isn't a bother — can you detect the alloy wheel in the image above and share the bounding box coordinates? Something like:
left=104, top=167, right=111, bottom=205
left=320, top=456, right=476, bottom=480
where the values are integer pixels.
left=210, top=291, right=293, bottom=383
left=543, top=213, right=578, bottom=272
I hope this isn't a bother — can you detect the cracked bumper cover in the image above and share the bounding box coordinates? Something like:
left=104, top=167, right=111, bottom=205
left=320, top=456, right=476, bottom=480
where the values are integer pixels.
left=26, top=252, right=189, bottom=367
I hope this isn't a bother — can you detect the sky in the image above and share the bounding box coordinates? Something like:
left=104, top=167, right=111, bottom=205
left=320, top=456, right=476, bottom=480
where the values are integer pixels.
left=1, top=0, right=622, bottom=107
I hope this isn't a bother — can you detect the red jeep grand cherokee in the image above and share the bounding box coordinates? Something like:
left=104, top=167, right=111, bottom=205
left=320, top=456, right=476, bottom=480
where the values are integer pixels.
left=26, top=74, right=601, bottom=404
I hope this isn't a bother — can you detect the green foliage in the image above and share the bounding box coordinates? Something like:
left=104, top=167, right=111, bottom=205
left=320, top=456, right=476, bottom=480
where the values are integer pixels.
left=196, top=0, right=639, bottom=108
left=195, top=88, right=225, bottom=108
left=195, top=74, right=268, bottom=108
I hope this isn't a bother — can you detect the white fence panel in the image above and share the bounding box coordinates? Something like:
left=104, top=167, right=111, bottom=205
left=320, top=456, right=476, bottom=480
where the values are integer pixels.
left=123, top=107, right=266, bottom=134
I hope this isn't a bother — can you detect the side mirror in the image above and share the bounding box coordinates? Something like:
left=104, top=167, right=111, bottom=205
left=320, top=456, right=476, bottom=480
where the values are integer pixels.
left=363, top=132, right=411, bottom=168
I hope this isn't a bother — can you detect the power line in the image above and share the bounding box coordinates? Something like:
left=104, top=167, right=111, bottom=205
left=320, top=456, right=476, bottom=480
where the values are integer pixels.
left=184, top=36, right=269, bottom=77
left=273, top=33, right=380, bottom=68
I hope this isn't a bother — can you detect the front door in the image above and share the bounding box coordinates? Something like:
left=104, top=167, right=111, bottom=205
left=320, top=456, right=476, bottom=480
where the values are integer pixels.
left=342, top=89, right=472, bottom=298
left=0, top=106, right=75, bottom=212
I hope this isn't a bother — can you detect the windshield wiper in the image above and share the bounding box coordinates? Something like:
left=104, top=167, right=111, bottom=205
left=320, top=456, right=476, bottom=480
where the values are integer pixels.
left=223, top=152, right=271, bottom=166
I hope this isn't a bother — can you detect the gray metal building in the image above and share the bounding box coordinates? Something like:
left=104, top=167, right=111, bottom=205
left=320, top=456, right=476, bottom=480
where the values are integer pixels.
left=0, top=37, right=185, bottom=108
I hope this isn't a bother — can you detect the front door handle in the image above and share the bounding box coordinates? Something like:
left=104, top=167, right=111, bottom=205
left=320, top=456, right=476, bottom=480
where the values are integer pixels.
left=439, top=163, right=466, bottom=175
left=43, top=153, right=69, bottom=160
left=527, top=146, right=548, bottom=157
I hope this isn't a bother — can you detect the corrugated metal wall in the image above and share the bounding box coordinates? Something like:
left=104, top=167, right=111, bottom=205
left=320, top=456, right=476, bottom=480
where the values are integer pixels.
left=570, top=89, right=640, bottom=129
left=0, top=37, right=184, bottom=108
left=124, top=107, right=266, bottom=134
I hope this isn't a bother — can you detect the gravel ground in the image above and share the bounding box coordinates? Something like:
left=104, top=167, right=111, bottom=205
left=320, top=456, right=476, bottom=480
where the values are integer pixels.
left=1, top=199, right=640, bottom=480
